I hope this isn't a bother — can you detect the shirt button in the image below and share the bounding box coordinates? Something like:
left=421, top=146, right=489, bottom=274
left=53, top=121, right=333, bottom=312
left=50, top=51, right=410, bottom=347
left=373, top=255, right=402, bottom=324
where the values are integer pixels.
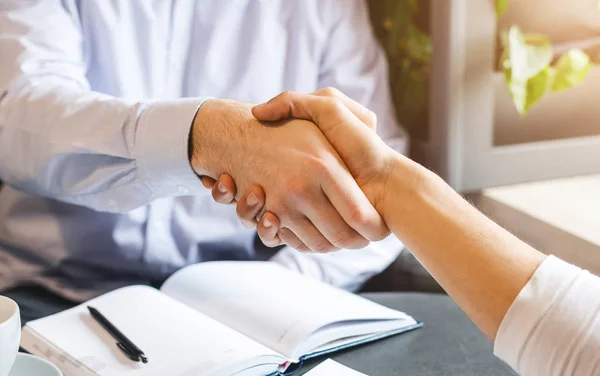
left=108, top=199, right=117, bottom=209
left=177, top=185, right=190, bottom=195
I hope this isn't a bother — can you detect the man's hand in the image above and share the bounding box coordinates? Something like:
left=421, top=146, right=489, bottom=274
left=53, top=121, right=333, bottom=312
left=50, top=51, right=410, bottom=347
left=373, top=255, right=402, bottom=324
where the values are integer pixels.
left=206, top=89, right=398, bottom=250
left=189, top=97, right=389, bottom=252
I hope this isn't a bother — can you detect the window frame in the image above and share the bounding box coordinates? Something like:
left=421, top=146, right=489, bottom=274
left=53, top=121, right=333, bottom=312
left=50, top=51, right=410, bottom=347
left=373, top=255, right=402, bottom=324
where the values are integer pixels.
left=411, top=0, right=600, bottom=192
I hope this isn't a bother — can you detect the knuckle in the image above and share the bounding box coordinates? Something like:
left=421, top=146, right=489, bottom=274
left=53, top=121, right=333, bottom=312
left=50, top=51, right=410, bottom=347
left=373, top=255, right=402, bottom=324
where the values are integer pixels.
left=296, top=244, right=311, bottom=253
left=312, top=240, right=336, bottom=253
left=278, top=228, right=301, bottom=249
left=285, top=214, right=306, bottom=227
left=269, top=202, right=291, bottom=220
left=307, top=156, right=329, bottom=176
left=279, top=90, right=293, bottom=102
left=325, top=97, right=345, bottom=114
left=278, top=227, right=293, bottom=239
left=284, top=178, right=313, bottom=201
left=366, top=110, right=378, bottom=128
left=330, top=230, right=366, bottom=250
left=319, top=87, right=340, bottom=98
left=347, top=205, right=371, bottom=229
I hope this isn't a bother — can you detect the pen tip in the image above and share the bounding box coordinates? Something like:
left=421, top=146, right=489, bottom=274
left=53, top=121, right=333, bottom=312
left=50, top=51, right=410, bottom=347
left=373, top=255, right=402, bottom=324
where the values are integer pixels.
left=141, top=355, right=148, bottom=364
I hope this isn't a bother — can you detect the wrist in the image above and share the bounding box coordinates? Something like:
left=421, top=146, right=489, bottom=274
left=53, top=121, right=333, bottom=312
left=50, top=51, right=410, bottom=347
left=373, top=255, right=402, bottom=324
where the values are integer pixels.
left=376, top=153, right=430, bottom=225
left=189, top=99, right=254, bottom=178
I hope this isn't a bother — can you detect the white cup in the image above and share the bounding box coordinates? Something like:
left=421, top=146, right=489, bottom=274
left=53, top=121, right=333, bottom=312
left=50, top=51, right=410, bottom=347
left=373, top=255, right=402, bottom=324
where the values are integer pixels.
left=0, top=296, right=20, bottom=376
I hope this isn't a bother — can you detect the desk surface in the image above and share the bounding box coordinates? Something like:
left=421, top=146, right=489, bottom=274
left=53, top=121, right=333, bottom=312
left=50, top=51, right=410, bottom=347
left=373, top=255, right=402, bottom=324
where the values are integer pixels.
left=298, top=293, right=516, bottom=376
left=473, top=174, right=600, bottom=275
left=480, top=174, right=600, bottom=246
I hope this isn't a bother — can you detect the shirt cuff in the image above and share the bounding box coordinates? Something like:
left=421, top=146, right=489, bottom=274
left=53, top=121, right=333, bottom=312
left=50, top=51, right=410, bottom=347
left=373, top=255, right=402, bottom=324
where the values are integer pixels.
left=135, top=98, right=210, bottom=198
left=493, top=255, right=581, bottom=372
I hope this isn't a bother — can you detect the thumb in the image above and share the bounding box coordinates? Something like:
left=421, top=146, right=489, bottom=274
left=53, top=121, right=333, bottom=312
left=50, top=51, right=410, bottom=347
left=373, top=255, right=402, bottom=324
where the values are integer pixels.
left=253, top=90, right=377, bottom=131
left=252, top=92, right=297, bottom=122
left=252, top=92, right=376, bottom=163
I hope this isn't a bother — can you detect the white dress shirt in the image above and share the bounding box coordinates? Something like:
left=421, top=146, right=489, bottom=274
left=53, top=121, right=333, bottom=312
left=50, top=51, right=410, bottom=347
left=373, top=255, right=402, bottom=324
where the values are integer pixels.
left=495, top=256, right=600, bottom=376
left=0, top=0, right=407, bottom=301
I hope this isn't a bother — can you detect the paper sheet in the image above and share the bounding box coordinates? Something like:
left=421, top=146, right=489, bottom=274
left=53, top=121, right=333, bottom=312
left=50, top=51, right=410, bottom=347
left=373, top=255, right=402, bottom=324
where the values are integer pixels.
left=303, top=359, right=368, bottom=376
left=161, top=262, right=414, bottom=359
left=25, top=286, right=282, bottom=376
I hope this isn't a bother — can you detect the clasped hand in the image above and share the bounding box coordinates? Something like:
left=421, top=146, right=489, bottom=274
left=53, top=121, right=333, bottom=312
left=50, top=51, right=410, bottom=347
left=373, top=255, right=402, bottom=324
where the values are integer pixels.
left=199, top=88, right=397, bottom=252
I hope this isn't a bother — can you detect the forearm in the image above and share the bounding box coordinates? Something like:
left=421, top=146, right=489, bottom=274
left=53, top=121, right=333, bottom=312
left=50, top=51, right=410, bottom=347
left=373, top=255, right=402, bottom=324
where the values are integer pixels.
left=0, top=1, right=209, bottom=212
left=0, top=81, right=208, bottom=211
left=382, top=155, right=545, bottom=341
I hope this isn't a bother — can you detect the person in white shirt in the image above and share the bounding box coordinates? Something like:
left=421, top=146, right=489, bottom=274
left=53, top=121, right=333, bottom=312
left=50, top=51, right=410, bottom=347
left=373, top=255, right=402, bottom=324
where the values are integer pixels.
left=0, top=1, right=408, bottom=321
left=211, top=89, right=600, bottom=376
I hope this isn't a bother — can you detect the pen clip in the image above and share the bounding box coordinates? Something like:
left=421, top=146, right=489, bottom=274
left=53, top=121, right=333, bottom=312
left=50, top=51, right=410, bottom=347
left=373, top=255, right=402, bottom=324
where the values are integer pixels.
left=116, top=342, right=140, bottom=362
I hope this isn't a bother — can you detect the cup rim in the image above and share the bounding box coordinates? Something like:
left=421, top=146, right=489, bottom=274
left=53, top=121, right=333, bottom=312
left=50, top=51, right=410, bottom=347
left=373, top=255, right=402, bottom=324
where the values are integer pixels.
left=0, top=295, right=19, bottom=328
left=14, top=353, right=63, bottom=375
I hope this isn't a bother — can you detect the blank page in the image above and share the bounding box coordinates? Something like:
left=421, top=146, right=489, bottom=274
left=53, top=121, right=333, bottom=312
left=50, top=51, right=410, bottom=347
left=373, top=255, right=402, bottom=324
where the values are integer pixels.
left=303, top=359, right=367, bottom=376
left=24, top=286, right=282, bottom=376
left=161, top=262, right=414, bottom=360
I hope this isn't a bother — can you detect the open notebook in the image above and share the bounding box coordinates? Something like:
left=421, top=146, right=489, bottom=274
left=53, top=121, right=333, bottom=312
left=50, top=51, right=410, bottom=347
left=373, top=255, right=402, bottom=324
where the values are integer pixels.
left=21, top=262, right=422, bottom=376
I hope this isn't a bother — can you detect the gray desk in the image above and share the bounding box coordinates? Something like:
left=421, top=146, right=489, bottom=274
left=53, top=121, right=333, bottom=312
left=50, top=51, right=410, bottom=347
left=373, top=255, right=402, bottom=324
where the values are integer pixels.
left=298, top=293, right=517, bottom=376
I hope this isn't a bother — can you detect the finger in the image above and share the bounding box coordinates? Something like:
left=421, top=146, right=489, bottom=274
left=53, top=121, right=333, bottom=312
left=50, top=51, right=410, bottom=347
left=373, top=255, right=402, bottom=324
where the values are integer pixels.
left=257, top=212, right=283, bottom=247
left=254, top=91, right=389, bottom=241
left=253, top=90, right=377, bottom=132
left=236, top=186, right=266, bottom=229
left=201, top=176, right=216, bottom=190
left=256, top=92, right=388, bottom=240
left=283, top=216, right=338, bottom=253
left=312, top=87, right=377, bottom=130
left=278, top=228, right=310, bottom=253
left=321, top=159, right=390, bottom=242
left=301, top=192, right=369, bottom=250
left=211, top=174, right=237, bottom=204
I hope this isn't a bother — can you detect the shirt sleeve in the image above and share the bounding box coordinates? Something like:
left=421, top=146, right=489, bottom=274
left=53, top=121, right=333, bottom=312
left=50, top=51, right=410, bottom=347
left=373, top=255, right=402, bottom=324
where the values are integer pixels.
left=494, top=255, right=600, bottom=376
left=270, top=234, right=403, bottom=291
left=316, top=0, right=409, bottom=156
left=0, top=0, right=209, bottom=213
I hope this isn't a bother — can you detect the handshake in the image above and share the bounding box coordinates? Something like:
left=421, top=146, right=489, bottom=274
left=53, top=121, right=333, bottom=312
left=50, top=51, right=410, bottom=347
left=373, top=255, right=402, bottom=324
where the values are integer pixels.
left=190, top=88, right=417, bottom=253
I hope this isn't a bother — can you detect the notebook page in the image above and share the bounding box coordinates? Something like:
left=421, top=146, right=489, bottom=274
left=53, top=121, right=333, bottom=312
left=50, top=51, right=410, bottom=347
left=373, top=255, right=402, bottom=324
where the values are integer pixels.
left=304, top=359, right=367, bottom=376
left=25, top=286, right=283, bottom=376
left=161, top=262, right=412, bottom=360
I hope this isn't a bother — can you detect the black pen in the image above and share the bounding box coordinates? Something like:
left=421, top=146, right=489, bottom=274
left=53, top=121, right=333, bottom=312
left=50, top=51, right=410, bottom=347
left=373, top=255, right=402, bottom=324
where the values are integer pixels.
left=88, top=306, right=149, bottom=364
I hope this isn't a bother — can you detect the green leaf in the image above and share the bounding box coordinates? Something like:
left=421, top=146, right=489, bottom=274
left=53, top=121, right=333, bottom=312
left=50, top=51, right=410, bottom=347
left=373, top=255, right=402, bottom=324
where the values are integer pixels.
left=505, top=66, right=554, bottom=115
left=496, top=0, right=509, bottom=17
left=504, top=27, right=552, bottom=81
left=524, top=67, right=554, bottom=113
left=502, top=26, right=554, bottom=114
left=551, top=49, right=592, bottom=92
